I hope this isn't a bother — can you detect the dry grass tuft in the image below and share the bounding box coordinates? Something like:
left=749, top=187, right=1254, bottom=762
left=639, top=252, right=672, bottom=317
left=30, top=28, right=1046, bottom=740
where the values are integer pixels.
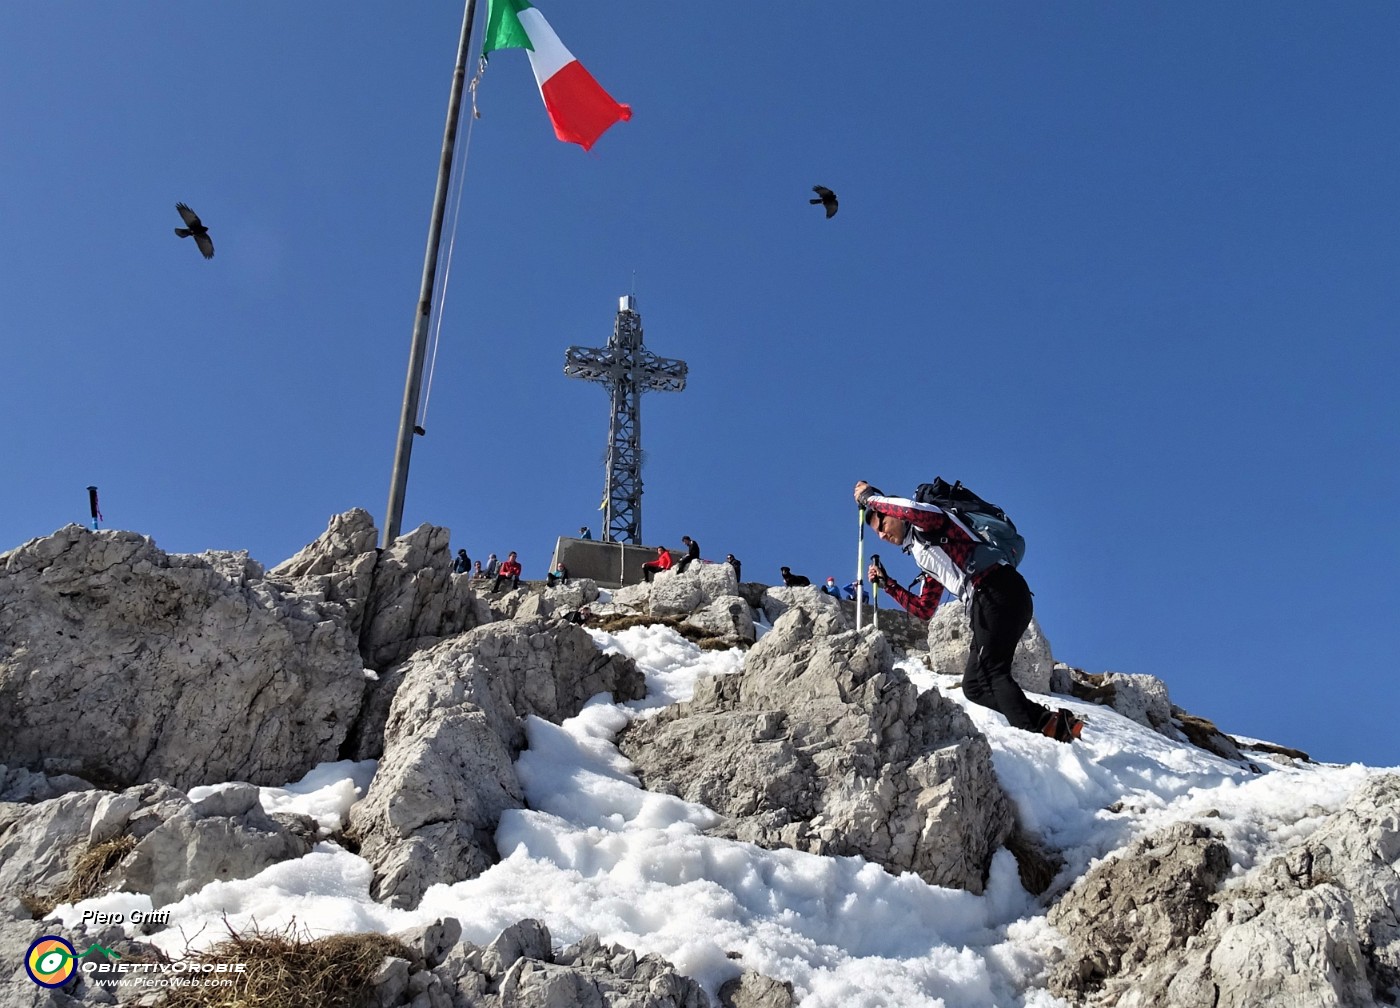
left=23, top=834, right=137, bottom=917
left=161, top=923, right=417, bottom=1008
left=1174, top=711, right=1246, bottom=762
left=18, top=891, right=54, bottom=919
left=1237, top=738, right=1313, bottom=763
left=594, top=612, right=749, bottom=652
left=596, top=612, right=679, bottom=634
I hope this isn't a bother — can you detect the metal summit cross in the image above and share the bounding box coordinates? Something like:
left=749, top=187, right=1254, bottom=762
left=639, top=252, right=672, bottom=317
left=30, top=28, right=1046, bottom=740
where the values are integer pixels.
left=564, top=296, right=687, bottom=544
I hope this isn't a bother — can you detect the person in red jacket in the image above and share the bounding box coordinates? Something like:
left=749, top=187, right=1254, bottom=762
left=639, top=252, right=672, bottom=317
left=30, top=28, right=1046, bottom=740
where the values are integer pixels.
left=492, top=551, right=523, bottom=593
left=855, top=480, right=1082, bottom=743
left=640, top=546, right=673, bottom=583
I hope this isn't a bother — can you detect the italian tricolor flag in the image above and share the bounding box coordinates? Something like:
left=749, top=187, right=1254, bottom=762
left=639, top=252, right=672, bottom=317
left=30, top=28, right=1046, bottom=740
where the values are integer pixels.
left=482, top=0, right=632, bottom=151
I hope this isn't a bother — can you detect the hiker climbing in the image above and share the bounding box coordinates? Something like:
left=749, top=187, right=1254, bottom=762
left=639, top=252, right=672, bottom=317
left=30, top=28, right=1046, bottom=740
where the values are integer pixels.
left=855, top=478, right=1082, bottom=743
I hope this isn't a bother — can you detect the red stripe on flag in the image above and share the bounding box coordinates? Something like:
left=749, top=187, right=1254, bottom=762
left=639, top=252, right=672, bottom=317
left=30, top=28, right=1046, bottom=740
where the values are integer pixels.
left=539, top=60, right=632, bottom=150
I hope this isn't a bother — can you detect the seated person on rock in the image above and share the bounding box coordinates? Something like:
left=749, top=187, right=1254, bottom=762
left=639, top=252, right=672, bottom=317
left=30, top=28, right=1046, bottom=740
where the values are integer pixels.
left=641, top=547, right=673, bottom=583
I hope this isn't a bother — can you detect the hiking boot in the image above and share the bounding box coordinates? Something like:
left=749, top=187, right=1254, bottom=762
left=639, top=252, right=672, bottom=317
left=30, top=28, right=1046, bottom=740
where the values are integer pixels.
left=1041, top=708, right=1084, bottom=743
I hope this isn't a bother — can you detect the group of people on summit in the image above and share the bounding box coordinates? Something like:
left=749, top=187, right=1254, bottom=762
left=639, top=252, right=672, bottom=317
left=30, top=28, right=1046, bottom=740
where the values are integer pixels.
left=452, top=548, right=524, bottom=593
left=452, top=474, right=1084, bottom=746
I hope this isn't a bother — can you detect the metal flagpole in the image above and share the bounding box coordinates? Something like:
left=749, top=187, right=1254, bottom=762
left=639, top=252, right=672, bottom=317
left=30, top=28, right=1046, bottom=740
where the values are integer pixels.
left=383, top=0, right=479, bottom=548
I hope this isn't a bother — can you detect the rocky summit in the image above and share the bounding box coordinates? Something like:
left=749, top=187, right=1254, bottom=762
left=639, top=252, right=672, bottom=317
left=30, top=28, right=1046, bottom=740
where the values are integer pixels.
left=1, top=514, right=1396, bottom=1007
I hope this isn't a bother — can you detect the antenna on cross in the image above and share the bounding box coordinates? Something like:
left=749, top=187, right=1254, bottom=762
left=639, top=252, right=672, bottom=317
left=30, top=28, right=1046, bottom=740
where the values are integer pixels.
left=564, top=296, right=687, bottom=544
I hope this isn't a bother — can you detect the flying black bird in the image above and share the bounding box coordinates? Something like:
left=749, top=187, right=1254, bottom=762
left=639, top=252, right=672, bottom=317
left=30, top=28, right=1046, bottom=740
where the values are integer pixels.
left=174, top=202, right=214, bottom=259
left=810, top=185, right=838, bottom=219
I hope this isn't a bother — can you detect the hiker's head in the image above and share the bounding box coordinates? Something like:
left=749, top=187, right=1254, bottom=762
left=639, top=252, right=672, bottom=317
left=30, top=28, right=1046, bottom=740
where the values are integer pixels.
left=867, top=508, right=907, bottom=545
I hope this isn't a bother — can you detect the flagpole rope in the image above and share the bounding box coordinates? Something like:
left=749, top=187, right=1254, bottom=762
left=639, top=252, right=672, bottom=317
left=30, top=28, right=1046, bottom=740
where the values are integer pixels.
left=419, top=94, right=478, bottom=426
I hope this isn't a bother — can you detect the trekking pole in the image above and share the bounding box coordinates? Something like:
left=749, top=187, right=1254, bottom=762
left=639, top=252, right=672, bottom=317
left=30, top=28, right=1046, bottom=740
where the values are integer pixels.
left=856, top=506, right=865, bottom=631
left=868, top=553, right=883, bottom=630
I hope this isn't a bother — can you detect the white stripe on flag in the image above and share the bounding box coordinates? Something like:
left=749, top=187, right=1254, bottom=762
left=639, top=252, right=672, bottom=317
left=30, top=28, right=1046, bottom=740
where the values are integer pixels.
left=518, top=7, right=574, bottom=84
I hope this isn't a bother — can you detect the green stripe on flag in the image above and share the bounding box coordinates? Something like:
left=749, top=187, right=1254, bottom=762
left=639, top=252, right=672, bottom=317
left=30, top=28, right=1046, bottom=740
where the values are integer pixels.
left=483, top=0, right=534, bottom=56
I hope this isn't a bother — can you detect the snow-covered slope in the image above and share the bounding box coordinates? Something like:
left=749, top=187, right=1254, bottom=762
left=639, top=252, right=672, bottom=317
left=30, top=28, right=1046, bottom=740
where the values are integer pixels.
left=52, top=622, right=1393, bottom=1007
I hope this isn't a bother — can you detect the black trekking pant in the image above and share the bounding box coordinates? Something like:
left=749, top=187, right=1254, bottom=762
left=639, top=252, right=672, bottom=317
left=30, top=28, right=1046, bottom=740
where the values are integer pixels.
left=962, top=564, right=1049, bottom=733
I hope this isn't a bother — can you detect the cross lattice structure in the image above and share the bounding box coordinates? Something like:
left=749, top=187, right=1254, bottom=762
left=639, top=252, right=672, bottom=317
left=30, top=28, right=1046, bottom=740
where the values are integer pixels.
left=564, top=296, right=687, bottom=544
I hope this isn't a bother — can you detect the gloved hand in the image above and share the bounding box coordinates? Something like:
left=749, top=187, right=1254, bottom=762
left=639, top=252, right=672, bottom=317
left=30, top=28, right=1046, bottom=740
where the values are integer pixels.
left=867, top=559, right=885, bottom=586
left=854, top=481, right=883, bottom=507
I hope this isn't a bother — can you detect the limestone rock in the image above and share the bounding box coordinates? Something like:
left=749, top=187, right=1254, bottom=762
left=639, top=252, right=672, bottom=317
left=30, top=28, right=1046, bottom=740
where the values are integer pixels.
left=647, top=571, right=707, bottom=618
left=1166, top=772, right=1400, bottom=1008
left=0, top=765, right=93, bottom=804
left=431, top=920, right=716, bottom=1008
left=1062, top=669, right=1176, bottom=733
left=1048, top=820, right=1232, bottom=1002
left=490, top=579, right=601, bottom=622
left=360, top=522, right=491, bottom=670
left=718, top=971, right=796, bottom=1008
left=613, top=563, right=741, bottom=619
left=683, top=594, right=756, bottom=644
left=349, top=619, right=646, bottom=908
left=391, top=917, right=464, bottom=969
left=445, top=618, right=647, bottom=748
left=350, top=703, right=523, bottom=910
left=925, top=598, right=1054, bottom=693
left=856, top=602, right=930, bottom=656
left=480, top=918, right=554, bottom=976
left=756, top=585, right=848, bottom=629
left=1050, top=775, right=1400, bottom=1007
left=0, top=787, right=125, bottom=910
left=105, top=783, right=317, bottom=907
left=0, top=780, right=313, bottom=915
left=271, top=511, right=493, bottom=672
left=267, top=507, right=380, bottom=626
left=620, top=607, right=1014, bottom=893
left=0, top=525, right=364, bottom=790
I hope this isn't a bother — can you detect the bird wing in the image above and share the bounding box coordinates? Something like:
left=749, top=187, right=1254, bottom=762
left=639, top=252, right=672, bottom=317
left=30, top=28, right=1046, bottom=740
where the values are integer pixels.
left=193, top=233, right=215, bottom=259
left=175, top=202, right=202, bottom=228
left=825, top=196, right=839, bottom=218
left=812, top=186, right=834, bottom=199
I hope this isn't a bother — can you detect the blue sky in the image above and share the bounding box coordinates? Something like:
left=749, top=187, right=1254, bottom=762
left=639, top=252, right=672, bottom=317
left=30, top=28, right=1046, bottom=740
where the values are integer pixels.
left=2, top=3, right=1397, bottom=766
